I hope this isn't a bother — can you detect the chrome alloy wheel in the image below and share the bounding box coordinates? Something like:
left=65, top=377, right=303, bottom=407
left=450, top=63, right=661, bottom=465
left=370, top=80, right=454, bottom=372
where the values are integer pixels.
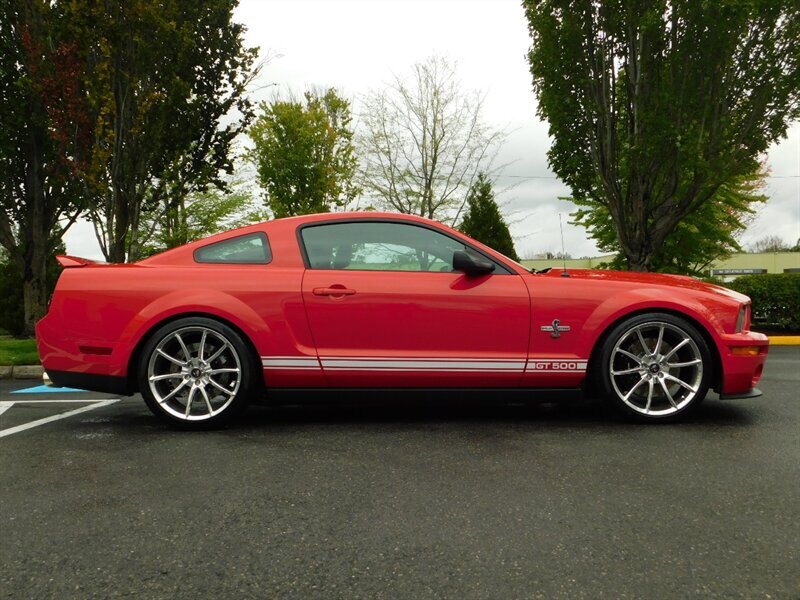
left=147, top=326, right=242, bottom=421
left=609, top=321, right=704, bottom=417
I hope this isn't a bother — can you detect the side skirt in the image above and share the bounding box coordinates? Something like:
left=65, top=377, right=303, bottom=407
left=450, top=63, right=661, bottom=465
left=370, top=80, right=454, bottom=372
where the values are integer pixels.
left=262, top=387, right=585, bottom=405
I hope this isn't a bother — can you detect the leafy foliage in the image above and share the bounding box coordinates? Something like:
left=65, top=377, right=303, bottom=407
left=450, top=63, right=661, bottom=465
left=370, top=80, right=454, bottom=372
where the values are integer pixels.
left=74, top=0, right=259, bottom=263
left=572, top=167, right=767, bottom=276
left=459, top=175, right=520, bottom=261
left=249, top=89, right=359, bottom=218
left=136, top=186, right=266, bottom=258
left=0, top=0, right=88, bottom=332
left=0, top=258, right=23, bottom=337
left=359, top=56, right=505, bottom=221
left=0, top=0, right=257, bottom=331
left=0, top=244, right=64, bottom=337
left=728, top=274, right=800, bottom=331
left=524, top=1, right=800, bottom=271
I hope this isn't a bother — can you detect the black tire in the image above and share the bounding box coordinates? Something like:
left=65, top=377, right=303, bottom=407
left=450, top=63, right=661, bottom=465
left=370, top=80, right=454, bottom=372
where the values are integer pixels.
left=596, top=312, right=712, bottom=422
left=138, top=317, right=258, bottom=429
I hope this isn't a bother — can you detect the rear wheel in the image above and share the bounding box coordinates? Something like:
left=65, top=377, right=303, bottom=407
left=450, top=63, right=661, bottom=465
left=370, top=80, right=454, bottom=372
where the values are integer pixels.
left=138, top=317, right=256, bottom=429
left=598, top=313, right=712, bottom=421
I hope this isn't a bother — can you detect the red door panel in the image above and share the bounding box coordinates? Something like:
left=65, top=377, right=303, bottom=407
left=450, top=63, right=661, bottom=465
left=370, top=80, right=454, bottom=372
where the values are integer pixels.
left=302, top=270, right=530, bottom=387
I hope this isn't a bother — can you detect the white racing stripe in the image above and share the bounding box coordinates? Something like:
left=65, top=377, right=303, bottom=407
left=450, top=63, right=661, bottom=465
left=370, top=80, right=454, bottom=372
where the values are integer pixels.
left=260, top=355, right=588, bottom=374
left=325, top=366, right=522, bottom=373
left=322, top=359, right=525, bottom=371
left=262, top=356, right=321, bottom=370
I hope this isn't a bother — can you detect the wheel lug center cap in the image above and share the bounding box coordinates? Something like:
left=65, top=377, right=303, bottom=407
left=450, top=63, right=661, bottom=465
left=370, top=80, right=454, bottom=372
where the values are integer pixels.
left=649, top=363, right=661, bottom=374
left=191, top=368, right=202, bottom=378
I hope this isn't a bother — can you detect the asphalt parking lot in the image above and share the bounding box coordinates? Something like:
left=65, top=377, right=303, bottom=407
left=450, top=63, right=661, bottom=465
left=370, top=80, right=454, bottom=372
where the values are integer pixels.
left=1, top=347, right=798, bottom=599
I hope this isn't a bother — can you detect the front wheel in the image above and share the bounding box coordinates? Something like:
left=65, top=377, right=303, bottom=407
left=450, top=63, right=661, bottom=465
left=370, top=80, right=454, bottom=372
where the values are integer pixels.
left=138, top=317, right=257, bottom=429
left=597, top=313, right=712, bottom=421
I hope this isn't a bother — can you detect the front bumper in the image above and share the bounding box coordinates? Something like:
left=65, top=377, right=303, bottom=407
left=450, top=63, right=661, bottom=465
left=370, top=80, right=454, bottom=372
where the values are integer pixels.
left=718, top=330, right=769, bottom=396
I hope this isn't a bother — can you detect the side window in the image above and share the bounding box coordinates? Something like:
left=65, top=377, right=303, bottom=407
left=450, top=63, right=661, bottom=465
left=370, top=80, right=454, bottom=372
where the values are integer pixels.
left=301, top=222, right=469, bottom=272
left=194, top=232, right=271, bottom=264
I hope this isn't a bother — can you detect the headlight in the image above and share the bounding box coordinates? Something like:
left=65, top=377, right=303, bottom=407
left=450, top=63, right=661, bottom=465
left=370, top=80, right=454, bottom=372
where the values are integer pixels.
left=735, top=304, right=750, bottom=333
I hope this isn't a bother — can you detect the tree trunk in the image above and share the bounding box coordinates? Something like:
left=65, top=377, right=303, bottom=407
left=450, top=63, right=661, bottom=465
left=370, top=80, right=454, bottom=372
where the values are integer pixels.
left=106, top=186, right=130, bottom=263
left=20, top=110, right=51, bottom=336
left=22, top=256, right=48, bottom=337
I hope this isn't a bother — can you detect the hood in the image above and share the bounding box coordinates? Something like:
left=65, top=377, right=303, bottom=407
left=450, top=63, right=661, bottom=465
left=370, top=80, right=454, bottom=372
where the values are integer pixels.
left=537, top=268, right=750, bottom=304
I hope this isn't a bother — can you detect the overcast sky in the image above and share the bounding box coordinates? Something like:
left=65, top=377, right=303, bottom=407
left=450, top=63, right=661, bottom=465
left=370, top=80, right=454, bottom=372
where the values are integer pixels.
left=64, top=0, right=800, bottom=259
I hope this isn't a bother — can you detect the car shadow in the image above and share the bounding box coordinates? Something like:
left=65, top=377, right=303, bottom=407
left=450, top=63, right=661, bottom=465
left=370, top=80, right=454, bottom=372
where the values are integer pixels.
left=88, top=392, right=758, bottom=436
left=230, top=394, right=757, bottom=431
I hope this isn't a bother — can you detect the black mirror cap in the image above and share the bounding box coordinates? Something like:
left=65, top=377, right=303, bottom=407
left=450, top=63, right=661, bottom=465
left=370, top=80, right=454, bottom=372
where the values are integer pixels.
left=452, top=250, right=496, bottom=276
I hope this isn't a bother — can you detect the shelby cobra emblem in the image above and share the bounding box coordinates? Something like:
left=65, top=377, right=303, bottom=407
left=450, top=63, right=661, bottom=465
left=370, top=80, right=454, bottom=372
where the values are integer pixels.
left=541, top=319, right=571, bottom=339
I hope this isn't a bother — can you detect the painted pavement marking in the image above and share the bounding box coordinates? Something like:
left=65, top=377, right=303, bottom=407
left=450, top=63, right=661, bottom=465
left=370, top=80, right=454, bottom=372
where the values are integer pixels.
left=11, top=385, right=86, bottom=394
left=0, top=399, right=119, bottom=438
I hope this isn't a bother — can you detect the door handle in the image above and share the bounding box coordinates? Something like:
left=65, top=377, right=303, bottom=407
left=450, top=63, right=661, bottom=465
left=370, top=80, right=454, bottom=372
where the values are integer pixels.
left=312, top=286, right=356, bottom=297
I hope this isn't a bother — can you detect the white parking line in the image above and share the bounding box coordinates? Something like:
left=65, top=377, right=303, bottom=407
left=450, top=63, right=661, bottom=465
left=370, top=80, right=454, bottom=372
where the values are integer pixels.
left=0, top=399, right=119, bottom=438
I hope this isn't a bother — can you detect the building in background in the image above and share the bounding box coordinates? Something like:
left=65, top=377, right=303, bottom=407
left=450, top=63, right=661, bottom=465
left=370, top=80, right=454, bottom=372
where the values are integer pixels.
left=521, top=253, right=800, bottom=282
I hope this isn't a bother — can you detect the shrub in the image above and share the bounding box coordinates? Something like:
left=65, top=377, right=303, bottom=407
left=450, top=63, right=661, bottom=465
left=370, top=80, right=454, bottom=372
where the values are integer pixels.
left=0, top=259, right=24, bottom=337
left=728, top=273, right=800, bottom=331
left=0, top=244, right=64, bottom=337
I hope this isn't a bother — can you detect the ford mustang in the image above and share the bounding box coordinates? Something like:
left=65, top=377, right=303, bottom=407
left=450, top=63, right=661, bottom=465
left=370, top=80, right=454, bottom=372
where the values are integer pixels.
left=36, top=212, right=768, bottom=428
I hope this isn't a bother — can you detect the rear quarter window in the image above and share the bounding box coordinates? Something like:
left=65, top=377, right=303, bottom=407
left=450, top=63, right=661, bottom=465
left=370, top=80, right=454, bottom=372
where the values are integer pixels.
left=193, top=232, right=272, bottom=264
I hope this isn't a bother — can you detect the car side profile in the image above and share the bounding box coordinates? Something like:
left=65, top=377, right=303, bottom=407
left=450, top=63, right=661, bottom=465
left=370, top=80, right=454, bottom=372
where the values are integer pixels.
left=36, top=212, right=769, bottom=428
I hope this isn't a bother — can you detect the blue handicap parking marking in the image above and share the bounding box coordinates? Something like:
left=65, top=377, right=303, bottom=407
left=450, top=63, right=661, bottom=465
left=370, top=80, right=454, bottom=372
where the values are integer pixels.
left=11, top=385, right=87, bottom=394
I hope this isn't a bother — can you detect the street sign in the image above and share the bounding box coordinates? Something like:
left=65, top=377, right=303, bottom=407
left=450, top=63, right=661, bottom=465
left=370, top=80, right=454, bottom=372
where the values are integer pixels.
left=710, top=268, right=767, bottom=275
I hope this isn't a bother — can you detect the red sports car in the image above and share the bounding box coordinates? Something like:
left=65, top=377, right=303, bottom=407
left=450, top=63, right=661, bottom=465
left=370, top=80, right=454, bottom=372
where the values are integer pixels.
left=36, top=212, right=768, bottom=428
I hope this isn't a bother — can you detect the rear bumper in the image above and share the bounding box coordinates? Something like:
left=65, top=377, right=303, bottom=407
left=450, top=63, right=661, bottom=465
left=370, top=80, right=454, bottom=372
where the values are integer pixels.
left=47, top=369, right=132, bottom=396
left=36, top=314, right=133, bottom=395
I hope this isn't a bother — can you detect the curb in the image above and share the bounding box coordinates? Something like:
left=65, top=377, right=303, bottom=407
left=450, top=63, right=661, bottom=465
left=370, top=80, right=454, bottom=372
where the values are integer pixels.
left=768, top=336, right=800, bottom=346
left=0, top=365, right=45, bottom=380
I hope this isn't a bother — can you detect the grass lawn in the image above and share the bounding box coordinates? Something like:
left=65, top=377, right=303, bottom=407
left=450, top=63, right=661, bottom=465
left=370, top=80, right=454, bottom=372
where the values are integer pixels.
left=0, top=336, right=40, bottom=366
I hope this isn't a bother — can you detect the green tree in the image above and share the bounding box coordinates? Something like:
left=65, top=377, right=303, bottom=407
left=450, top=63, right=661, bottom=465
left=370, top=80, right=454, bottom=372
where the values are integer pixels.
left=459, top=174, right=520, bottom=261
left=0, top=243, right=65, bottom=337
left=524, top=1, right=800, bottom=271
left=136, top=184, right=266, bottom=258
left=78, top=0, right=258, bottom=263
left=249, top=89, right=359, bottom=218
left=573, top=168, right=767, bottom=276
left=0, top=0, right=89, bottom=334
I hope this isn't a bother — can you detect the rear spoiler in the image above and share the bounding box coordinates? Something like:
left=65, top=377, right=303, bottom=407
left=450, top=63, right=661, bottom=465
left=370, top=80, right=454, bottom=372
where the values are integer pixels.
left=56, top=255, right=105, bottom=268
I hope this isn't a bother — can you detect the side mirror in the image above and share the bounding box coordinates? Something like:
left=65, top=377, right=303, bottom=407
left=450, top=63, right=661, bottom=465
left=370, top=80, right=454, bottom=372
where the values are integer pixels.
left=452, top=250, right=496, bottom=276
